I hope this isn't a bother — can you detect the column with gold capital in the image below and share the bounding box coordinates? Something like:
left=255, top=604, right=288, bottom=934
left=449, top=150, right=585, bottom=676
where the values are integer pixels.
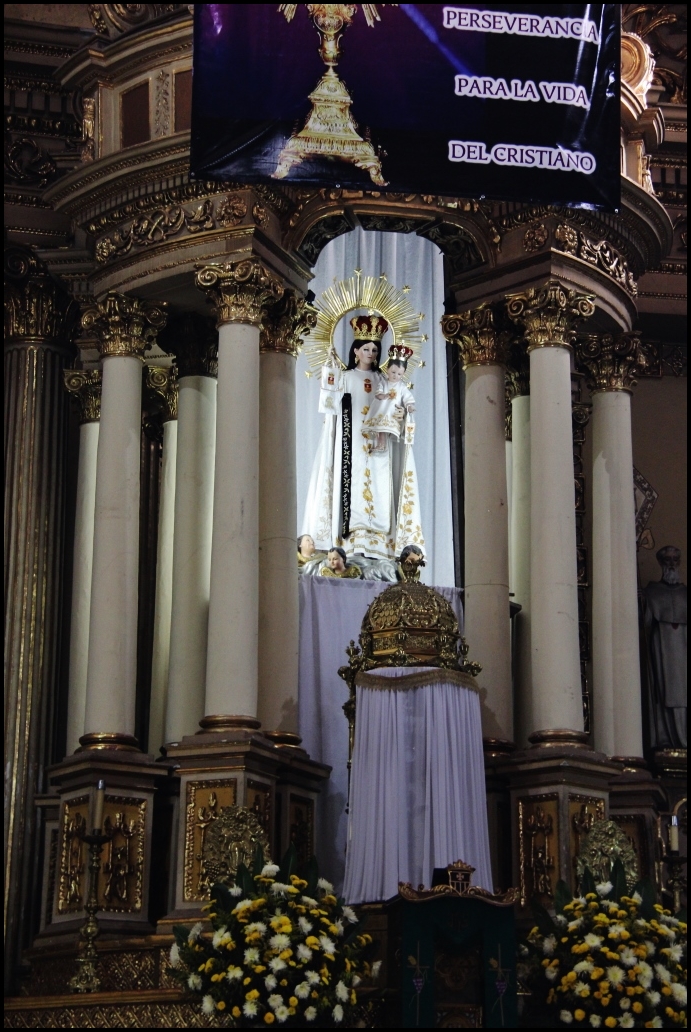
left=81, top=292, right=167, bottom=746
left=442, top=305, right=512, bottom=744
left=507, top=280, right=595, bottom=743
left=259, top=291, right=317, bottom=744
left=63, top=369, right=101, bottom=755
left=577, top=333, right=646, bottom=761
left=196, top=259, right=284, bottom=728
left=144, top=365, right=178, bottom=755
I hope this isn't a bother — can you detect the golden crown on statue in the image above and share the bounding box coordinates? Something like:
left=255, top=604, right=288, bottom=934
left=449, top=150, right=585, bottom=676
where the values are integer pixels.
left=388, top=343, right=414, bottom=362
left=350, top=314, right=389, bottom=342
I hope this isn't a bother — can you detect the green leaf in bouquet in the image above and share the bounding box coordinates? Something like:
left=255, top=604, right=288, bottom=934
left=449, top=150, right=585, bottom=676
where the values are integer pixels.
left=554, top=880, right=573, bottom=914
left=279, top=843, right=298, bottom=883
left=173, top=923, right=192, bottom=947
left=210, top=881, right=235, bottom=914
left=235, top=862, right=255, bottom=897
left=632, top=878, right=656, bottom=920
left=610, top=857, right=627, bottom=902
left=252, top=841, right=265, bottom=879
left=304, top=854, right=319, bottom=897
left=531, top=900, right=556, bottom=937
left=579, top=865, right=596, bottom=897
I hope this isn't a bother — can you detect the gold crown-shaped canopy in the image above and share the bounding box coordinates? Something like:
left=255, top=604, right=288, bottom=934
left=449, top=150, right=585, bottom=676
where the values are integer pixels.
left=357, top=582, right=480, bottom=674
left=350, top=313, right=389, bottom=342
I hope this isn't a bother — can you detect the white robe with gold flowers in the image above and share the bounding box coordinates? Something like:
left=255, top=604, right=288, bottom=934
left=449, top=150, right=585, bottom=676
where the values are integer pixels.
left=302, top=365, right=425, bottom=561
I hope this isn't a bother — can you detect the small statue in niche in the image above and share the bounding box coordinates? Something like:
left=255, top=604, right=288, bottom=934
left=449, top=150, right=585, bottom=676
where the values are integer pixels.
left=396, top=544, right=426, bottom=582
left=319, top=546, right=362, bottom=579
left=642, top=545, right=687, bottom=749
left=297, top=534, right=325, bottom=569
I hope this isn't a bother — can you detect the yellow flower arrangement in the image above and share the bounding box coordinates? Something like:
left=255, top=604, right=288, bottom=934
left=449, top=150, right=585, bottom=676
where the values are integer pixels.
left=169, top=845, right=378, bottom=1026
left=523, top=860, right=687, bottom=1028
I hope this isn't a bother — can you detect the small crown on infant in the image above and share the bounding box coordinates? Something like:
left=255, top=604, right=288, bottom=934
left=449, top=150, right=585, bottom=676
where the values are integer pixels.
left=350, top=314, right=389, bottom=342
left=388, top=343, right=414, bottom=362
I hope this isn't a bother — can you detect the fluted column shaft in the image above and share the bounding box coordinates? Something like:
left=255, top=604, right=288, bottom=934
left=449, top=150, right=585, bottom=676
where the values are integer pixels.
left=146, top=367, right=178, bottom=754
left=82, top=293, right=167, bottom=743
left=578, top=333, right=645, bottom=759
left=258, top=294, right=317, bottom=741
left=4, top=247, right=75, bottom=992
left=196, top=260, right=284, bottom=726
left=64, top=371, right=101, bottom=755
left=442, top=306, right=512, bottom=742
left=507, top=281, right=595, bottom=739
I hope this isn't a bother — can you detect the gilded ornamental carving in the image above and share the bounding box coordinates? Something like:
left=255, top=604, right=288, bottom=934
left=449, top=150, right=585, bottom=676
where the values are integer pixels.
left=195, top=257, right=284, bottom=328
left=63, top=369, right=102, bottom=423
left=506, top=279, right=595, bottom=351
left=441, top=304, right=509, bottom=367
left=203, top=806, right=271, bottom=887
left=575, top=818, right=639, bottom=888
left=95, top=200, right=215, bottom=263
left=81, top=292, right=168, bottom=360
left=4, top=245, right=77, bottom=347
left=259, top=290, right=318, bottom=358
left=555, top=223, right=638, bottom=296
left=145, top=365, right=178, bottom=421
left=576, top=332, right=647, bottom=393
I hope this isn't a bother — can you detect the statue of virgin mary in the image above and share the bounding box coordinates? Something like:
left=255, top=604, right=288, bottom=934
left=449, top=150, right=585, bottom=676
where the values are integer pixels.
left=302, top=314, right=425, bottom=562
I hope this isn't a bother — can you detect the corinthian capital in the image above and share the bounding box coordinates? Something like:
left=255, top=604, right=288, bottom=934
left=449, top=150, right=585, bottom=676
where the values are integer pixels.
left=63, top=369, right=102, bottom=423
left=81, top=292, right=167, bottom=360
left=195, top=257, right=284, bottom=328
left=505, top=279, right=595, bottom=351
left=260, top=291, right=318, bottom=358
left=145, top=365, right=178, bottom=421
left=4, top=244, right=78, bottom=349
left=440, top=304, right=508, bottom=367
left=576, top=332, right=646, bottom=393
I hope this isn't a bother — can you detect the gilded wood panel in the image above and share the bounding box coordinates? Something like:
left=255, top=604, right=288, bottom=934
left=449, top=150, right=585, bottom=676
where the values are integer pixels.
left=183, top=779, right=237, bottom=902
left=517, top=794, right=559, bottom=907
left=96, top=796, right=147, bottom=914
left=57, top=796, right=89, bottom=914
left=569, top=794, right=606, bottom=892
left=288, top=794, right=314, bottom=867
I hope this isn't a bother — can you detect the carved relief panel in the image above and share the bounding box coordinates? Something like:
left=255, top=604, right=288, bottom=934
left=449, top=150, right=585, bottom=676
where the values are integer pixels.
left=288, top=794, right=314, bottom=867
left=569, top=795, right=606, bottom=892
left=97, top=796, right=147, bottom=913
left=183, top=779, right=237, bottom=902
left=517, top=794, right=559, bottom=907
left=57, top=796, right=89, bottom=915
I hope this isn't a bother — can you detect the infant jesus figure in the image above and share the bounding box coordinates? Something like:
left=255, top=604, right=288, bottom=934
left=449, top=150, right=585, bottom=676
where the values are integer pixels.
left=362, top=344, right=415, bottom=453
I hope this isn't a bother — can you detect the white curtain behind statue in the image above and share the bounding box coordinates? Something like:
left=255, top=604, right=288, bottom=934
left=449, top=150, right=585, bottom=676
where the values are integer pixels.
left=296, top=228, right=454, bottom=587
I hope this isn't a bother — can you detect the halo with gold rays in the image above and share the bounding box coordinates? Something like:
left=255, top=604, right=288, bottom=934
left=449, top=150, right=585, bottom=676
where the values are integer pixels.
left=304, top=270, right=428, bottom=376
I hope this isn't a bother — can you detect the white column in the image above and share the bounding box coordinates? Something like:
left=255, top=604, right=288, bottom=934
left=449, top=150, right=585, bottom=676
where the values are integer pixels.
left=164, top=375, right=216, bottom=742
left=258, top=350, right=299, bottom=740
left=66, top=421, right=100, bottom=753
left=528, top=346, right=583, bottom=733
left=148, top=413, right=177, bottom=755
left=84, top=354, right=144, bottom=739
left=81, top=293, right=167, bottom=746
left=510, top=392, right=533, bottom=746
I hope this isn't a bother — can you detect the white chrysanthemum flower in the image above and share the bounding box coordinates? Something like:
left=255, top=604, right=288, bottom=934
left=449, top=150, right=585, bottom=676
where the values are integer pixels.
left=319, top=935, right=336, bottom=954
left=567, top=919, right=584, bottom=932
left=670, top=982, right=687, bottom=1006
left=664, top=943, right=684, bottom=963
left=342, top=905, right=358, bottom=924
left=606, top=966, right=625, bottom=986
left=226, top=966, right=243, bottom=982
left=333, top=1004, right=344, bottom=1023
left=542, top=935, right=557, bottom=955
left=646, top=990, right=661, bottom=1006
left=269, top=933, right=291, bottom=951
left=306, top=970, right=321, bottom=985
left=633, top=917, right=648, bottom=929
left=301, top=896, right=318, bottom=908
left=559, top=1011, right=573, bottom=1025
left=244, top=947, right=260, bottom=964
left=202, top=995, right=215, bottom=1015
left=648, top=1019, right=663, bottom=1029
left=305, top=1007, right=317, bottom=1022
left=295, top=982, right=311, bottom=999
left=589, top=1016, right=602, bottom=1028
left=275, top=1006, right=290, bottom=1023
left=318, top=877, right=334, bottom=892
left=169, top=942, right=181, bottom=968
left=245, top=921, right=267, bottom=936
left=188, top=922, right=203, bottom=943
left=298, top=916, right=313, bottom=934
left=371, top=960, right=382, bottom=979
left=332, top=919, right=344, bottom=936
left=233, top=899, right=254, bottom=914
left=212, top=926, right=228, bottom=948
left=265, top=974, right=277, bottom=990
left=545, top=966, right=558, bottom=981
left=644, top=940, right=656, bottom=957
left=631, top=891, right=642, bottom=904
left=584, top=933, right=603, bottom=948
left=555, top=914, right=568, bottom=927
left=270, top=882, right=290, bottom=896
left=659, top=912, right=680, bottom=927
left=262, top=863, right=280, bottom=878
left=619, top=997, right=630, bottom=1010
left=228, top=884, right=243, bottom=896
left=243, top=1000, right=258, bottom=1017
left=595, top=881, right=613, bottom=897
left=269, top=956, right=287, bottom=973
left=654, top=962, right=671, bottom=984
left=352, top=975, right=361, bottom=987
left=188, top=973, right=202, bottom=990
left=573, top=980, right=590, bottom=998
left=636, top=961, right=653, bottom=988
left=335, top=980, right=349, bottom=1002
left=268, top=994, right=284, bottom=1010
left=574, top=960, right=594, bottom=974
left=619, top=947, right=637, bottom=968
left=618, top=1015, right=634, bottom=1029
left=297, top=943, right=313, bottom=962
left=607, top=923, right=627, bottom=939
